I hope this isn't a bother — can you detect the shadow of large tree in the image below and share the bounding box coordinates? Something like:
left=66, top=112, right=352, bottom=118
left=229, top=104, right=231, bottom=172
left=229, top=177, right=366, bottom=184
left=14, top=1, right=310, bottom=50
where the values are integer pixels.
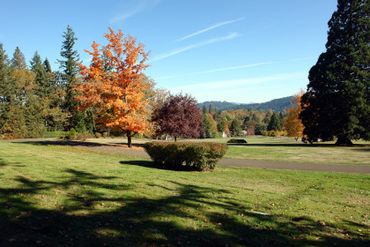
left=0, top=160, right=368, bottom=246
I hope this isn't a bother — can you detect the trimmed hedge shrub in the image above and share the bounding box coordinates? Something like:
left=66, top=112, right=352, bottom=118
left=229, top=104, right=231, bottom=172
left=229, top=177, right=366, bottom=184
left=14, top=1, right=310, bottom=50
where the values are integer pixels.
left=227, top=138, right=248, bottom=144
left=143, top=142, right=227, bottom=171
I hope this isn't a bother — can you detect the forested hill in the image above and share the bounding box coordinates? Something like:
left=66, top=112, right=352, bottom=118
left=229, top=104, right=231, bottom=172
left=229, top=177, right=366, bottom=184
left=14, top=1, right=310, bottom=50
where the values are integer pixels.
left=199, top=96, right=294, bottom=112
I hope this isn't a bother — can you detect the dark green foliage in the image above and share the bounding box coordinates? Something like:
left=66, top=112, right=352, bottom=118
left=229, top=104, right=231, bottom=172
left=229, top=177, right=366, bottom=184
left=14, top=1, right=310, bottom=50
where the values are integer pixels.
left=24, top=95, right=45, bottom=137
left=59, top=25, right=79, bottom=82
left=301, top=0, right=370, bottom=145
left=230, top=118, right=242, bottom=136
left=43, top=58, right=52, bottom=73
left=59, top=25, right=85, bottom=131
left=31, top=52, right=50, bottom=97
left=227, top=138, right=247, bottom=144
left=267, top=112, right=281, bottom=131
left=144, top=142, right=227, bottom=171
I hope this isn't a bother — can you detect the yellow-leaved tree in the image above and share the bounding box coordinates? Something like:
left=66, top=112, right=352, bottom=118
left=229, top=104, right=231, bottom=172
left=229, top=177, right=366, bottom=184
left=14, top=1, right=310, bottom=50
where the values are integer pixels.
left=284, top=92, right=304, bottom=140
left=75, top=28, right=149, bottom=147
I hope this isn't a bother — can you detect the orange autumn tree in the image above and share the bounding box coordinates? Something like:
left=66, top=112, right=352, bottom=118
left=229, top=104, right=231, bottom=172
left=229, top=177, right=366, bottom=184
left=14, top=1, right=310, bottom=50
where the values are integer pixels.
left=284, top=92, right=304, bottom=140
left=75, top=28, right=149, bottom=147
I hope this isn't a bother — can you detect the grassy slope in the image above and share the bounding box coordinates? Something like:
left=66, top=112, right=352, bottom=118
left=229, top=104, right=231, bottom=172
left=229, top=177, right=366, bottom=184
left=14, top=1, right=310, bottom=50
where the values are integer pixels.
left=0, top=141, right=369, bottom=246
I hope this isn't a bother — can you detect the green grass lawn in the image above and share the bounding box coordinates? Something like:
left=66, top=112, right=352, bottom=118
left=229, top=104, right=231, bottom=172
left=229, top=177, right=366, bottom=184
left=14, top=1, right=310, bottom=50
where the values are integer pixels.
left=83, top=135, right=370, bottom=166
left=181, top=136, right=370, bottom=166
left=0, top=141, right=369, bottom=246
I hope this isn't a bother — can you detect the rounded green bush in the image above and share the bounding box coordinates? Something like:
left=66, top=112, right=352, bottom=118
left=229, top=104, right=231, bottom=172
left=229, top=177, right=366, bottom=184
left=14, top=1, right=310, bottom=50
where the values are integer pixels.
left=143, top=142, right=227, bottom=171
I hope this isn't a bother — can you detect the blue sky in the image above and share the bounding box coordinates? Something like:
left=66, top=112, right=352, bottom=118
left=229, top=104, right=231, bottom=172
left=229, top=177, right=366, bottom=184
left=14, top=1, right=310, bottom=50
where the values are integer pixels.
left=0, top=0, right=337, bottom=103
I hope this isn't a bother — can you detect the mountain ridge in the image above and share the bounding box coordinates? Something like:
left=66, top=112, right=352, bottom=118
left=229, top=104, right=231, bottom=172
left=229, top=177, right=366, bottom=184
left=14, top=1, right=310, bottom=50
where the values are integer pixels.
left=198, top=96, right=294, bottom=112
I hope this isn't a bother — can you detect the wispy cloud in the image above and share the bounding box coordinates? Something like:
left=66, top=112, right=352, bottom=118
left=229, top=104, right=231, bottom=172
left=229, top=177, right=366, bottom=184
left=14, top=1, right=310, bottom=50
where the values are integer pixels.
left=177, top=17, right=245, bottom=42
left=170, top=72, right=306, bottom=92
left=156, top=62, right=271, bottom=80
left=156, top=57, right=314, bottom=80
left=167, top=72, right=307, bottom=103
left=110, top=0, right=161, bottom=24
left=151, top=32, right=241, bottom=62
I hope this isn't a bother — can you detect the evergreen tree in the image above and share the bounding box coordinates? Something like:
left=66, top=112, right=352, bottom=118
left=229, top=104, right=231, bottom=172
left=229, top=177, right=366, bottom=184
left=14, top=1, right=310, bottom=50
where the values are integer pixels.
left=59, top=25, right=85, bottom=131
left=230, top=118, right=242, bottom=137
left=301, top=0, right=370, bottom=145
left=43, top=58, right=68, bottom=131
left=43, top=58, right=52, bottom=73
left=11, top=47, right=27, bottom=69
left=267, top=112, right=281, bottom=131
left=31, top=52, right=50, bottom=96
left=201, top=113, right=218, bottom=138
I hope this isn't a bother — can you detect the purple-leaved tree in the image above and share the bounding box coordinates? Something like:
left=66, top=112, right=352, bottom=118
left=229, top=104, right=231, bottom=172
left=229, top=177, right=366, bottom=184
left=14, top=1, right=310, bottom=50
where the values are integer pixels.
left=152, top=94, right=201, bottom=141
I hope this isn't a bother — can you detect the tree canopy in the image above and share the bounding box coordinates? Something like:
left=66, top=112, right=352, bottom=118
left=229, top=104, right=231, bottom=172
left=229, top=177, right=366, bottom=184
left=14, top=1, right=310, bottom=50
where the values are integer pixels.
left=152, top=94, right=201, bottom=141
left=75, top=28, right=149, bottom=147
left=301, top=0, right=370, bottom=145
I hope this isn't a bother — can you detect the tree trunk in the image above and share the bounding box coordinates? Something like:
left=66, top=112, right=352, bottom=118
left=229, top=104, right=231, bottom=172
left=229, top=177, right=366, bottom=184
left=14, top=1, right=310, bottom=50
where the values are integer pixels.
left=335, top=135, right=353, bottom=146
left=127, top=131, right=132, bottom=148
left=174, top=136, right=177, bottom=142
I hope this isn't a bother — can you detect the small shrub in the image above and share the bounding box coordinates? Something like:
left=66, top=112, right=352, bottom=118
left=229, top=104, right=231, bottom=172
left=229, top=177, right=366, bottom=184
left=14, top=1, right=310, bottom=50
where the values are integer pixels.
left=261, top=130, right=287, bottom=137
left=95, top=132, right=103, bottom=138
left=143, top=142, right=228, bottom=171
left=63, top=129, right=93, bottom=141
left=64, top=128, right=77, bottom=140
left=227, top=138, right=247, bottom=144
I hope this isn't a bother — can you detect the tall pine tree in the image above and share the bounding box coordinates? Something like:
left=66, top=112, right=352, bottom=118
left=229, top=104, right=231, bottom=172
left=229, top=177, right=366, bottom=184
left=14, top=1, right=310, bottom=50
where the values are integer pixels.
left=301, top=0, right=369, bottom=145
left=59, top=25, right=85, bottom=131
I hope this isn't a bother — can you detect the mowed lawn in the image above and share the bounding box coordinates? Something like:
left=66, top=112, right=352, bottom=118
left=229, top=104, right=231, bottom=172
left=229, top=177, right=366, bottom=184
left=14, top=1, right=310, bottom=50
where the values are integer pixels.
left=0, top=141, right=369, bottom=246
left=88, top=136, right=370, bottom=165
left=196, top=136, right=370, bottom=166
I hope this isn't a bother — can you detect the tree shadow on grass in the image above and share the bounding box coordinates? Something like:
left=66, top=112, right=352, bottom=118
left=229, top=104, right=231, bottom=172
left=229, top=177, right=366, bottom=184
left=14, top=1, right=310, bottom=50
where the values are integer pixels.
left=120, top=160, right=208, bottom=171
left=0, top=163, right=368, bottom=246
left=13, top=140, right=107, bottom=147
left=14, top=140, right=145, bottom=149
left=0, top=159, right=7, bottom=168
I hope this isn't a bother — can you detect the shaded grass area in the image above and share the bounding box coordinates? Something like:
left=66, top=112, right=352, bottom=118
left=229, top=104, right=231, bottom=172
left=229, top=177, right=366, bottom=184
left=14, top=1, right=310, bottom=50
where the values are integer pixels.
left=0, top=141, right=369, bottom=246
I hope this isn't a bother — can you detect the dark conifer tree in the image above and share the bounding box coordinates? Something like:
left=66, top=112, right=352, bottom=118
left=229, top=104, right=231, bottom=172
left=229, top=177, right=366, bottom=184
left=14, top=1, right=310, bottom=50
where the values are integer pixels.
left=43, top=58, right=52, bottom=73
left=59, top=25, right=87, bottom=131
left=267, top=112, right=281, bottom=131
left=31, top=52, right=50, bottom=96
left=301, top=0, right=370, bottom=145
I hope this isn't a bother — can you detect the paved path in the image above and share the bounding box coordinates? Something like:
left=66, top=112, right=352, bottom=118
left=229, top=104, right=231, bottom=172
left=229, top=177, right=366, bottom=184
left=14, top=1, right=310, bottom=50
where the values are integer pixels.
left=11, top=139, right=370, bottom=174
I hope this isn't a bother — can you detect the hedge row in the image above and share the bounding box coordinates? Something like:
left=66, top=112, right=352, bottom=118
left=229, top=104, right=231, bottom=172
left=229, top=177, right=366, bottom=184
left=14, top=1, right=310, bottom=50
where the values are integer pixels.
left=143, top=142, right=228, bottom=171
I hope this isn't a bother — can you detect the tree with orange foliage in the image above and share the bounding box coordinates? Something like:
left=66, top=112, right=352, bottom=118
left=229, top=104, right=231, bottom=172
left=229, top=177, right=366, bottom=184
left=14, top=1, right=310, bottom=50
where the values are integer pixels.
left=75, top=28, right=149, bottom=147
left=284, top=93, right=304, bottom=140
